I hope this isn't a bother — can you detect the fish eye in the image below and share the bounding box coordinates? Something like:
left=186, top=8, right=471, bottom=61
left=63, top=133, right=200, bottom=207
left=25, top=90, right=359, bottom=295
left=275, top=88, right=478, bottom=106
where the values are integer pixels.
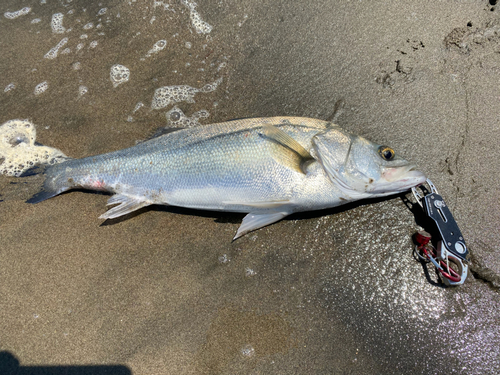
left=378, top=146, right=395, bottom=161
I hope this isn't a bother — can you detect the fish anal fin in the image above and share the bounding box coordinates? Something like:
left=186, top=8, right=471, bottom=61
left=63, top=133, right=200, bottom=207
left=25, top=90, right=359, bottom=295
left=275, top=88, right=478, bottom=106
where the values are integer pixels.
left=233, top=211, right=289, bottom=240
left=99, top=194, right=151, bottom=220
left=260, top=124, right=314, bottom=174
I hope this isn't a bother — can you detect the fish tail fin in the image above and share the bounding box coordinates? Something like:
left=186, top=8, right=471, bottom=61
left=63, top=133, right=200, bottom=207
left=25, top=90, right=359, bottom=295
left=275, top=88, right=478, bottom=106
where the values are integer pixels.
left=24, top=160, right=75, bottom=204
left=26, top=186, right=64, bottom=204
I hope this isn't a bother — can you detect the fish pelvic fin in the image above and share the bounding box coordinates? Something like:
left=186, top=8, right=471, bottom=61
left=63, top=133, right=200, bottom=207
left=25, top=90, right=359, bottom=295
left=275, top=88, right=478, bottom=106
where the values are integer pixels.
left=233, top=211, right=290, bottom=240
left=260, top=124, right=314, bottom=174
left=99, top=193, right=152, bottom=220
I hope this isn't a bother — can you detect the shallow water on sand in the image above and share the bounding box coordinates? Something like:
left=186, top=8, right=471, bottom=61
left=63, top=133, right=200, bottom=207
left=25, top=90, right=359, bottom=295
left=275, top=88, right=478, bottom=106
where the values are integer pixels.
left=1, top=1, right=500, bottom=374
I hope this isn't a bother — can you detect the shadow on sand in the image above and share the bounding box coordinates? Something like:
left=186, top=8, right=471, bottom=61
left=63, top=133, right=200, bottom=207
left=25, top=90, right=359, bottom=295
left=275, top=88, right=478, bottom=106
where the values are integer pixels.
left=0, top=351, right=132, bottom=375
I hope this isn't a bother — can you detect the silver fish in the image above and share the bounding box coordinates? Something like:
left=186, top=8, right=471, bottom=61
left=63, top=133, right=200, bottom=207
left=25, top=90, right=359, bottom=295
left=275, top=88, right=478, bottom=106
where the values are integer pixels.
left=28, top=117, right=426, bottom=239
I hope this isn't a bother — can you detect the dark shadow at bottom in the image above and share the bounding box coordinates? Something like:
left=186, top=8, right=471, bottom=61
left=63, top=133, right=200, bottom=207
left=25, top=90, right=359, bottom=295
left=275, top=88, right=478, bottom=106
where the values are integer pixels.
left=0, top=351, right=132, bottom=375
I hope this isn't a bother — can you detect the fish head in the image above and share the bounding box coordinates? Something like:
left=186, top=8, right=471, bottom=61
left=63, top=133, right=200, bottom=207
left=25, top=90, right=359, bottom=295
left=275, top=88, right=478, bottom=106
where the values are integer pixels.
left=312, top=129, right=426, bottom=199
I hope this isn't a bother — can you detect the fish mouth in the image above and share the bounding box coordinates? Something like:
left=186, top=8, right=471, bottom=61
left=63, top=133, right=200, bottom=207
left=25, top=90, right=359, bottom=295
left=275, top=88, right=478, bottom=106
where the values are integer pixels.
left=384, top=164, right=427, bottom=190
left=367, top=164, right=426, bottom=195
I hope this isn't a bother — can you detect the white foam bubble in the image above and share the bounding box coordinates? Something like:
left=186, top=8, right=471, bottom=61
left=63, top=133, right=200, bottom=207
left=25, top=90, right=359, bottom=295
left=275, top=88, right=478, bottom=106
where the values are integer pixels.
left=153, top=1, right=171, bottom=11
left=61, top=48, right=71, bottom=55
left=31, top=18, right=41, bottom=24
left=4, top=7, right=31, bottom=20
left=151, top=78, right=222, bottom=110
left=80, top=34, right=88, bottom=39
left=218, top=254, right=229, bottom=264
left=0, top=119, right=67, bottom=177
left=240, top=345, right=255, bottom=358
left=97, top=8, right=107, bottom=16
left=165, top=106, right=209, bottom=128
left=185, top=42, right=192, bottom=49
left=89, top=40, right=98, bottom=48
left=245, top=267, right=257, bottom=277
left=110, top=64, right=130, bottom=87
left=83, top=22, right=94, bottom=30
left=132, top=102, right=144, bottom=113
left=78, top=85, right=88, bottom=98
left=34, top=81, right=48, bottom=95
left=199, top=77, right=223, bottom=93
left=237, top=14, right=248, bottom=27
left=76, top=43, right=84, bottom=51
left=144, top=40, right=167, bottom=59
left=44, top=37, right=69, bottom=59
left=51, top=13, right=66, bottom=34
left=152, top=85, right=198, bottom=110
left=72, top=62, right=81, bottom=70
left=181, top=0, right=212, bottom=34
left=4, top=83, right=15, bottom=93
left=217, top=62, right=227, bottom=72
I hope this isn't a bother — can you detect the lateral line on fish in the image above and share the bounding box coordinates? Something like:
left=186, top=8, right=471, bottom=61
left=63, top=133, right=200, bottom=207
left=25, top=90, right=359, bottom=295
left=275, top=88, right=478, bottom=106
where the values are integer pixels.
left=221, top=199, right=291, bottom=208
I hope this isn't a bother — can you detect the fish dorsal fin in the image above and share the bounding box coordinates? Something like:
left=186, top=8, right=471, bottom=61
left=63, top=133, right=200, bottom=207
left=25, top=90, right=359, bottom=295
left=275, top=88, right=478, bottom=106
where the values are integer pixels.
left=144, top=127, right=185, bottom=141
left=260, top=124, right=314, bottom=174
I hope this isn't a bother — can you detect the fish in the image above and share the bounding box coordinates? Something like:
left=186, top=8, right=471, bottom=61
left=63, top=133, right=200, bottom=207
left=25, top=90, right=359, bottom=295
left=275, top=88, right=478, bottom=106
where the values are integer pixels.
left=26, top=117, right=426, bottom=239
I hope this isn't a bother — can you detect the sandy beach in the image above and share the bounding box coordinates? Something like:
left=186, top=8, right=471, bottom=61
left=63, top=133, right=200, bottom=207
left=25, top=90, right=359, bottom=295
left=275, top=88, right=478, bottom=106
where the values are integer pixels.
left=1, top=1, right=499, bottom=374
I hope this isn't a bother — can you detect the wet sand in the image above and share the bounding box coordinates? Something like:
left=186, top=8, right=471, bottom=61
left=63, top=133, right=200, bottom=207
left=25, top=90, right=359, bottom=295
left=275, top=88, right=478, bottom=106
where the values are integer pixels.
left=1, top=1, right=499, bottom=374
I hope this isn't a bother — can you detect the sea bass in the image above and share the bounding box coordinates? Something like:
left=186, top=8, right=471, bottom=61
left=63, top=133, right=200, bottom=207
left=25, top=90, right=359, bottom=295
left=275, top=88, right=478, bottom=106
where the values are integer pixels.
left=28, top=117, right=426, bottom=239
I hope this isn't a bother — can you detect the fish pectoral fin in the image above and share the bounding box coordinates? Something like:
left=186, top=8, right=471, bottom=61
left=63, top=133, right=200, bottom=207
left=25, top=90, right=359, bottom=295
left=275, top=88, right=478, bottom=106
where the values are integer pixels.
left=234, top=211, right=290, bottom=240
left=99, top=194, right=151, bottom=220
left=261, top=124, right=312, bottom=159
left=260, top=124, right=314, bottom=174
